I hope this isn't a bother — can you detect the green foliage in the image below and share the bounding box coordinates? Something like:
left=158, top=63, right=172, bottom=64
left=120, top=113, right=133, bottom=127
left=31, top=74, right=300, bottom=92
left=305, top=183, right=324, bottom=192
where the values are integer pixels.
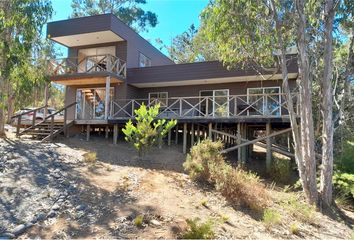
left=122, top=103, right=177, bottom=158
left=163, top=24, right=218, bottom=63
left=184, top=140, right=269, bottom=211
left=336, top=141, right=354, bottom=174
left=263, top=209, right=282, bottom=229
left=70, top=0, right=157, bottom=32
left=183, top=139, right=224, bottom=182
left=83, top=151, right=97, bottom=164
left=290, top=222, right=300, bottom=235
left=134, top=215, right=144, bottom=227
left=333, top=172, right=354, bottom=200
left=270, top=156, right=292, bottom=184
left=281, top=195, right=316, bottom=223
left=181, top=218, right=215, bottom=239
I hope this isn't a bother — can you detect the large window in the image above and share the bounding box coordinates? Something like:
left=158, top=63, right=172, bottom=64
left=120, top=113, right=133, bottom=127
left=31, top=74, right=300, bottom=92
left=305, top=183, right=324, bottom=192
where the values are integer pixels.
left=139, top=52, right=151, bottom=67
left=200, top=89, right=229, bottom=117
left=247, top=87, right=281, bottom=116
left=149, top=92, right=168, bottom=107
left=78, top=46, right=116, bottom=73
left=76, top=87, right=114, bottom=120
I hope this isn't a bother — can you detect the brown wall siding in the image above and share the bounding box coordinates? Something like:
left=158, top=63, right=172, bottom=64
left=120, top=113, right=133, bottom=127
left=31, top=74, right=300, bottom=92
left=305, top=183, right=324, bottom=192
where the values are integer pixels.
left=127, top=80, right=297, bottom=100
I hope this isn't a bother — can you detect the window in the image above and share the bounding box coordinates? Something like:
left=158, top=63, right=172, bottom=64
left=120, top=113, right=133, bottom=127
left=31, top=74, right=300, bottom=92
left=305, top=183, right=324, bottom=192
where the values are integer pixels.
left=247, top=87, right=281, bottom=116
left=199, top=89, right=229, bottom=117
left=149, top=92, right=168, bottom=107
left=139, top=52, right=151, bottom=67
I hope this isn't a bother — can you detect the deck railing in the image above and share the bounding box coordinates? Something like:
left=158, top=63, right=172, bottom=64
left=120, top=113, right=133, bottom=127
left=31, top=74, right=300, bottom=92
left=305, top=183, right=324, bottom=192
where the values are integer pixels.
left=110, top=92, right=299, bottom=120
left=48, top=54, right=127, bottom=79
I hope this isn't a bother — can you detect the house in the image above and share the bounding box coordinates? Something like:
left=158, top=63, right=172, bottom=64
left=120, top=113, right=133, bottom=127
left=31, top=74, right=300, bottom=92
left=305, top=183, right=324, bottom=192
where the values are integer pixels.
left=18, top=13, right=299, bottom=167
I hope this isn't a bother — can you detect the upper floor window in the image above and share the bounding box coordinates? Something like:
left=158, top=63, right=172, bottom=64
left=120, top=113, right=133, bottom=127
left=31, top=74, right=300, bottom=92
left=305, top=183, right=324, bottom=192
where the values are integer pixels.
left=139, top=52, right=151, bottom=67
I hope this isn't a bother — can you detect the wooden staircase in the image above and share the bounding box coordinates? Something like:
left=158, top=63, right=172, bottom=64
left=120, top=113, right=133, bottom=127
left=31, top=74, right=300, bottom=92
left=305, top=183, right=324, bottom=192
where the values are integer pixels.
left=12, top=102, right=76, bottom=142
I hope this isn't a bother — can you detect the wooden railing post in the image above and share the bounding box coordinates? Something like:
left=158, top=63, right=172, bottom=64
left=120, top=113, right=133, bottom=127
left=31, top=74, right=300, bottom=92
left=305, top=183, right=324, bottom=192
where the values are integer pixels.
left=64, top=108, right=68, bottom=137
left=50, top=115, right=54, bottom=140
left=16, top=115, right=21, bottom=136
left=206, top=97, right=209, bottom=117
left=32, top=110, right=37, bottom=127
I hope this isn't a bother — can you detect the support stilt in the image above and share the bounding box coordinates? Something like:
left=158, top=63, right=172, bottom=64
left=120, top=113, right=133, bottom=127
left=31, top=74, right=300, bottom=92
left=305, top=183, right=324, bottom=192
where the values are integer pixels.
left=113, top=124, right=118, bottom=145
left=208, top=122, right=212, bottom=139
left=175, top=125, right=179, bottom=144
left=183, top=123, right=187, bottom=154
left=197, top=125, right=200, bottom=143
left=266, top=122, right=272, bottom=173
left=168, top=129, right=171, bottom=146
left=86, top=124, right=90, bottom=141
left=105, top=126, right=109, bottom=139
left=191, top=123, right=194, bottom=146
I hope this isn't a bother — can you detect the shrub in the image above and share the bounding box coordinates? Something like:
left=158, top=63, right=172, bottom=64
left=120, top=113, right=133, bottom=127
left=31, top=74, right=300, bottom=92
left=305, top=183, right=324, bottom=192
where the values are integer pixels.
left=134, top=215, right=144, bottom=227
left=290, top=222, right=300, bottom=235
left=270, top=155, right=291, bottom=184
left=184, top=140, right=269, bottom=211
left=263, top=208, right=282, bottom=229
left=122, top=103, right=177, bottom=158
left=282, top=195, right=316, bottom=223
left=83, top=151, right=97, bottom=164
left=181, top=218, right=215, bottom=239
left=183, top=139, right=224, bottom=182
left=336, top=141, right=354, bottom=174
left=333, top=172, right=354, bottom=200
left=211, top=163, right=269, bottom=211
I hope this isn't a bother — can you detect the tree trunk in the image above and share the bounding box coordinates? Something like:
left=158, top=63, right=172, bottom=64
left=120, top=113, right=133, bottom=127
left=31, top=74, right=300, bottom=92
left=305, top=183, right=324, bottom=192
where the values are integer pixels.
left=320, top=0, right=335, bottom=208
left=295, top=0, right=318, bottom=205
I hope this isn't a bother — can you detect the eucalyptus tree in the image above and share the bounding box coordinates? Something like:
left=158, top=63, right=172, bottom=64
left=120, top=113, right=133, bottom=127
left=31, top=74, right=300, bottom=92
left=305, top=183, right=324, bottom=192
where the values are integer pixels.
left=71, top=0, right=158, bottom=32
left=200, top=0, right=344, bottom=206
left=0, top=0, right=53, bottom=136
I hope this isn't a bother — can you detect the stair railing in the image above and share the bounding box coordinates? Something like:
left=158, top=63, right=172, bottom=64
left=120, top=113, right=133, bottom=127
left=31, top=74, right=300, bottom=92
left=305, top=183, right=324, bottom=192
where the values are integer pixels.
left=20, top=102, right=76, bottom=139
left=11, top=105, right=47, bottom=136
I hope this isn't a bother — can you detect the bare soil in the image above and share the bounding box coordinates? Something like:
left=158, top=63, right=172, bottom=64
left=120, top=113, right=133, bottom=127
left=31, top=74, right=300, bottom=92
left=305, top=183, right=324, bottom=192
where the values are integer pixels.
left=1, top=129, right=353, bottom=239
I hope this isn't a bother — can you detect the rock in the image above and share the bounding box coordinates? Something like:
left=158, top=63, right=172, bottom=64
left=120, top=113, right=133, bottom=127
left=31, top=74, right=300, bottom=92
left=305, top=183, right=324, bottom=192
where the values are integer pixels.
left=52, top=203, right=60, bottom=211
left=75, top=204, right=86, bottom=211
left=150, top=219, right=161, bottom=227
left=47, top=210, right=56, bottom=218
left=1, top=232, right=16, bottom=238
left=51, top=172, right=61, bottom=179
left=12, top=224, right=26, bottom=236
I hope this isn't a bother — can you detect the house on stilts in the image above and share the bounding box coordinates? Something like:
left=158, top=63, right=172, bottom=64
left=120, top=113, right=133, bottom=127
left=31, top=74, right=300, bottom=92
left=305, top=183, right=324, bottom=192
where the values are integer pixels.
left=13, top=14, right=299, bottom=171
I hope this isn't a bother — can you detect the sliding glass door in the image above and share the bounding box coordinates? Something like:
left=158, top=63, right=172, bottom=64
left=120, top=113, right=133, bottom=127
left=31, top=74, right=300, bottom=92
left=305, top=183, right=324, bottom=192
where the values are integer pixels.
left=76, top=88, right=114, bottom=120
left=200, top=89, right=229, bottom=117
left=247, top=87, right=281, bottom=116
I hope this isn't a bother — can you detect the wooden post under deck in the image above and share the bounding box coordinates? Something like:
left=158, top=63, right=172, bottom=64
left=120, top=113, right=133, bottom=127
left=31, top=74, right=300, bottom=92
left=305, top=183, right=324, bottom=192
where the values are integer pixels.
left=183, top=123, right=187, bottom=154
left=197, top=125, right=200, bottom=143
left=105, top=126, right=109, bottom=139
left=237, top=123, right=242, bottom=163
left=168, top=129, right=171, bottom=146
left=86, top=124, right=90, bottom=141
left=105, top=76, right=111, bottom=120
left=266, top=122, right=272, bottom=172
left=175, top=125, right=178, bottom=144
left=113, top=124, right=118, bottom=144
left=208, top=122, right=212, bottom=139
left=191, top=123, right=194, bottom=147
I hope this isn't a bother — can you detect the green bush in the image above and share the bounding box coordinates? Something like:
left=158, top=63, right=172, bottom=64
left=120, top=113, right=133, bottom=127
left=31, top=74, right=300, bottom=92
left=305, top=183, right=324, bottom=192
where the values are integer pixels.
left=181, top=218, right=215, bottom=239
left=336, top=141, right=354, bottom=174
left=263, top=208, right=282, bottom=229
left=211, top=163, right=269, bottom=211
left=183, top=139, right=224, bottom=182
left=122, top=103, right=177, bottom=158
left=270, top=156, right=291, bottom=184
left=333, top=172, right=354, bottom=200
left=184, top=140, right=270, bottom=211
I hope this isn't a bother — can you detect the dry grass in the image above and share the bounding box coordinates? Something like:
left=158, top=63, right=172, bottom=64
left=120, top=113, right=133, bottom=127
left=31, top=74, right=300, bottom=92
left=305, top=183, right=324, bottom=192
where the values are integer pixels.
left=83, top=151, right=97, bottom=164
left=181, top=218, right=215, bottom=239
left=262, top=208, right=282, bottom=230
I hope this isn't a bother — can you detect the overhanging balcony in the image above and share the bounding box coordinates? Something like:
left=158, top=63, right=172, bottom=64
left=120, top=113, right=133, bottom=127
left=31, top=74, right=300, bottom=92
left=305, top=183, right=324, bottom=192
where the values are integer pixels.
left=48, top=54, right=126, bottom=85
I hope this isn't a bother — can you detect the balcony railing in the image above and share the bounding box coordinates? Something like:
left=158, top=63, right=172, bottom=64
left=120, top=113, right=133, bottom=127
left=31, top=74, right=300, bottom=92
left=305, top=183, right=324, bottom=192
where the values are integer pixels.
left=48, top=54, right=127, bottom=79
left=110, top=92, right=299, bottom=120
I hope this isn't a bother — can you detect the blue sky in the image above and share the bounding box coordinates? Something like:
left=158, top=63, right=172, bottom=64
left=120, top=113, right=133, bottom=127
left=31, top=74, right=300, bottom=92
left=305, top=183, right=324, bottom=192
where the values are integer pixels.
left=51, top=0, right=209, bottom=56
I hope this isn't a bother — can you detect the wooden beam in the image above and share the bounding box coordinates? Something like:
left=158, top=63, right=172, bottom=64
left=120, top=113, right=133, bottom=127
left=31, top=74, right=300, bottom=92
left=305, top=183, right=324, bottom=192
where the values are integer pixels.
left=105, top=76, right=111, bottom=120
left=86, top=124, right=90, bottom=141
left=113, top=124, right=118, bottom=144
left=208, top=122, right=212, bottom=139
left=266, top=122, right=272, bottom=172
left=105, top=126, right=109, bottom=139
left=221, top=128, right=292, bottom=154
left=175, top=124, right=178, bottom=144
left=191, top=123, right=194, bottom=146
left=183, top=123, right=187, bottom=154
left=168, top=129, right=171, bottom=146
